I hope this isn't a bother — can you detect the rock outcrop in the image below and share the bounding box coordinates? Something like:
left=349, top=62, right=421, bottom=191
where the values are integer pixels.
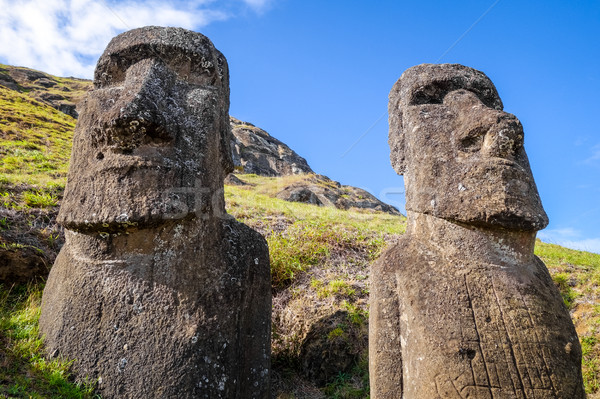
left=274, top=174, right=400, bottom=214
left=226, top=120, right=400, bottom=214
left=0, top=243, right=48, bottom=284
left=369, top=64, right=584, bottom=398
left=230, top=117, right=313, bottom=176
left=39, top=27, right=271, bottom=398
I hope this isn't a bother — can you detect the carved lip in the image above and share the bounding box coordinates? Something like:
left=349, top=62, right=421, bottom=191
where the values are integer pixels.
left=93, top=151, right=181, bottom=171
left=486, top=158, right=527, bottom=173
left=91, top=161, right=176, bottom=177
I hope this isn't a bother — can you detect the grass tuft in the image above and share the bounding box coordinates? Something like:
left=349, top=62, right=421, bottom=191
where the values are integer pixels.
left=0, top=283, right=99, bottom=398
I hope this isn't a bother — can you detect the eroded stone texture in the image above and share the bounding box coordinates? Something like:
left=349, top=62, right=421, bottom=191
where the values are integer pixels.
left=369, top=64, right=584, bottom=398
left=39, top=27, right=271, bottom=398
left=230, top=117, right=313, bottom=176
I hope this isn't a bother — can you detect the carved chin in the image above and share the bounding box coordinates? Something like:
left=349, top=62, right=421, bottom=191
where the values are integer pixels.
left=408, top=161, right=549, bottom=231
left=57, top=165, right=199, bottom=232
left=440, top=162, right=549, bottom=231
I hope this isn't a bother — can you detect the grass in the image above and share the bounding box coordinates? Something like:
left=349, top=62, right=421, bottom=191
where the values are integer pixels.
left=1, top=176, right=599, bottom=398
left=0, top=283, right=99, bottom=398
left=0, top=86, right=75, bottom=188
left=322, top=355, right=370, bottom=399
left=312, top=279, right=357, bottom=299
left=226, top=176, right=402, bottom=396
left=535, top=240, right=600, bottom=395
left=0, top=64, right=90, bottom=189
left=226, top=176, right=404, bottom=295
left=22, top=191, right=58, bottom=208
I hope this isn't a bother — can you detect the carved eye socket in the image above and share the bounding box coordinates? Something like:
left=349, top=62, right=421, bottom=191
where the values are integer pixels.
left=412, top=89, right=443, bottom=105
left=410, top=86, right=444, bottom=105
left=95, top=54, right=218, bottom=89
left=459, top=126, right=487, bottom=153
left=95, top=65, right=126, bottom=88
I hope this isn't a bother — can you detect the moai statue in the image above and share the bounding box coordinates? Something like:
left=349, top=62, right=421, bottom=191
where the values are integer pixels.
left=369, top=64, right=584, bottom=399
left=40, top=27, right=271, bottom=398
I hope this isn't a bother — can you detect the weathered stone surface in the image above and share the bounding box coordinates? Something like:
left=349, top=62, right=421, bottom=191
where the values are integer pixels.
left=39, top=26, right=271, bottom=398
left=0, top=66, right=20, bottom=91
left=230, top=117, right=314, bottom=176
left=369, top=64, right=584, bottom=398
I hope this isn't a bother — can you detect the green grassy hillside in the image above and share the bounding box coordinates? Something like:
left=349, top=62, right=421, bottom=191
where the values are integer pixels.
left=1, top=68, right=598, bottom=398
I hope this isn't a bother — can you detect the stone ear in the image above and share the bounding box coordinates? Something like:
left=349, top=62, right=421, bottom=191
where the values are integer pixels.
left=388, top=111, right=406, bottom=175
left=388, top=87, right=406, bottom=175
left=220, top=116, right=234, bottom=175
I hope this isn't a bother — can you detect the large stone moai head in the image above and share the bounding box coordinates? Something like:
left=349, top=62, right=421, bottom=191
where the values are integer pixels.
left=369, top=64, right=584, bottom=399
left=40, top=27, right=271, bottom=399
left=389, top=63, right=548, bottom=230
left=59, top=26, right=233, bottom=230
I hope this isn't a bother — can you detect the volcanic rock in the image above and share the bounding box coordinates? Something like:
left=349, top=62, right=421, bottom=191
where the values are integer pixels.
left=275, top=174, right=400, bottom=214
left=230, top=117, right=313, bottom=176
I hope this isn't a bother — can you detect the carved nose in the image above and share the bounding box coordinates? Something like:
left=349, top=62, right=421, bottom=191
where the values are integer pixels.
left=444, top=90, right=523, bottom=159
left=103, top=60, right=175, bottom=152
left=481, top=114, right=524, bottom=158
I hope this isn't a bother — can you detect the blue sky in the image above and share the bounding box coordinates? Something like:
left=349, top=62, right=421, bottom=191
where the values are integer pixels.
left=1, top=0, right=599, bottom=253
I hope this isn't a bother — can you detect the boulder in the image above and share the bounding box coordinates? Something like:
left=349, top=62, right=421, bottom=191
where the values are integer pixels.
left=275, top=174, right=400, bottom=215
left=299, top=310, right=362, bottom=387
left=224, top=173, right=250, bottom=186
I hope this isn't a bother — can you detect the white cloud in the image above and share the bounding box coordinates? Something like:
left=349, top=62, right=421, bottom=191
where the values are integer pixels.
left=582, top=143, right=600, bottom=165
left=0, top=0, right=266, bottom=78
left=240, top=0, right=273, bottom=12
left=538, top=228, right=600, bottom=254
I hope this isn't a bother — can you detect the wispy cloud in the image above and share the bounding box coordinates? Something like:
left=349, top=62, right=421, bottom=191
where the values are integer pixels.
left=240, top=0, right=274, bottom=12
left=582, top=143, right=600, bottom=165
left=0, top=0, right=268, bottom=78
left=538, top=228, right=600, bottom=254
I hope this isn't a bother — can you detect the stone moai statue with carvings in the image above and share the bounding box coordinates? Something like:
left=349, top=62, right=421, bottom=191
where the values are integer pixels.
left=40, top=27, right=271, bottom=398
left=369, top=63, right=584, bottom=399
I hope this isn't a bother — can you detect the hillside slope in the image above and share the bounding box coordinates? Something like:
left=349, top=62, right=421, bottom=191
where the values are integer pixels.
left=0, top=65, right=598, bottom=398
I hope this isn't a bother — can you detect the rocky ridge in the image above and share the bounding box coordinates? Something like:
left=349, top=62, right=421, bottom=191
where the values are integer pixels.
left=228, top=117, right=399, bottom=215
left=230, top=116, right=314, bottom=176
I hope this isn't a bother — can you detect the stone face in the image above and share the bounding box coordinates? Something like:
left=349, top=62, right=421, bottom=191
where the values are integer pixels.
left=369, top=64, right=584, bottom=398
left=39, top=27, right=271, bottom=398
left=388, top=63, right=547, bottom=231
left=57, top=27, right=232, bottom=231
